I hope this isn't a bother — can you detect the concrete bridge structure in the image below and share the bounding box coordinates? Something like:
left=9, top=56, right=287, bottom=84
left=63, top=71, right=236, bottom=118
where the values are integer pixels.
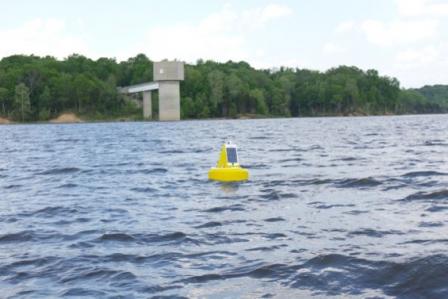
left=119, top=61, right=184, bottom=121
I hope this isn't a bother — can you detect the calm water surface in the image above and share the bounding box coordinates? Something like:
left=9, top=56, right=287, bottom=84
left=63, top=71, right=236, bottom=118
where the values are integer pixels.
left=1, top=115, right=448, bottom=298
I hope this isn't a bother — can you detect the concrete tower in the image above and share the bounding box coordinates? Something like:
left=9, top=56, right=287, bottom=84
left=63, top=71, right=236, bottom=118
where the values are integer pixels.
left=118, top=60, right=185, bottom=121
left=154, top=61, right=184, bottom=121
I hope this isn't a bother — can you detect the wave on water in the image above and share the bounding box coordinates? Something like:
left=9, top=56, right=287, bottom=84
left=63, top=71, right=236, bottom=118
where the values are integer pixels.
left=264, top=217, right=286, bottom=222
left=335, top=177, right=382, bottom=188
left=57, top=183, right=78, bottom=188
left=3, top=184, right=22, bottom=189
left=125, top=168, right=168, bottom=175
left=402, top=189, right=448, bottom=201
left=402, top=171, right=448, bottom=178
left=0, top=231, right=34, bottom=243
left=18, top=206, right=86, bottom=218
left=262, top=177, right=383, bottom=189
left=176, top=254, right=448, bottom=297
left=194, top=221, right=223, bottom=228
left=3, top=116, right=448, bottom=297
left=159, top=150, right=185, bottom=154
left=37, top=167, right=81, bottom=175
left=203, top=204, right=246, bottom=213
left=423, top=140, right=448, bottom=146
left=130, top=187, right=158, bottom=193
left=259, top=190, right=298, bottom=201
left=96, top=232, right=191, bottom=245
left=348, top=228, right=405, bottom=238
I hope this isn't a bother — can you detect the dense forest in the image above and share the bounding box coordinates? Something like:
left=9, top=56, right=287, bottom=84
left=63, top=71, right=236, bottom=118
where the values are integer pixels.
left=0, top=54, right=447, bottom=122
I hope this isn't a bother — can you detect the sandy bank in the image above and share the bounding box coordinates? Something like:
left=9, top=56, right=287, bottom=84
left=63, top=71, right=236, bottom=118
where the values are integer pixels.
left=0, top=117, right=11, bottom=124
left=50, top=113, right=83, bottom=123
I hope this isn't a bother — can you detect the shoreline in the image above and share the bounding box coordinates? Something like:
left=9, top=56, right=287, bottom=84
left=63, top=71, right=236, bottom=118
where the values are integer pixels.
left=1, top=112, right=447, bottom=125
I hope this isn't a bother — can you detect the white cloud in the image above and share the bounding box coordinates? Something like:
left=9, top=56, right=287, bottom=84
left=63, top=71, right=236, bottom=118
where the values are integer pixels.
left=258, top=4, right=293, bottom=22
left=361, top=19, right=438, bottom=47
left=396, top=0, right=448, bottom=17
left=396, top=0, right=428, bottom=16
left=0, top=18, right=91, bottom=59
left=392, top=43, right=448, bottom=87
left=335, top=21, right=355, bottom=34
left=323, top=42, right=346, bottom=54
left=354, top=0, right=447, bottom=87
left=136, top=4, right=293, bottom=63
left=144, top=23, right=247, bottom=63
left=396, top=46, right=439, bottom=67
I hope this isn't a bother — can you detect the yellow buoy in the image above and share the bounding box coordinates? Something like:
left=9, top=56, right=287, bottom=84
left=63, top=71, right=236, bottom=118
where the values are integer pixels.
left=208, top=141, right=249, bottom=182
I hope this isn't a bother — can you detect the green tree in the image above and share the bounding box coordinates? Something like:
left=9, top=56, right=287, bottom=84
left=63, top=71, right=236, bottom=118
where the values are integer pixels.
left=0, top=87, right=8, bottom=116
left=249, top=88, right=268, bottom=115
left=73, top=74, right=96, bottom=113
left=14, top=83, right=31, bottom=121
left=208, top=70, right=225, bottom=116
left=38, top=86, right=52, bottom=120
left=225, top=73, right=244, bottom=117
left=181, top=97, right=195, bottom=118
left=0, top=53, right=444, bottom=121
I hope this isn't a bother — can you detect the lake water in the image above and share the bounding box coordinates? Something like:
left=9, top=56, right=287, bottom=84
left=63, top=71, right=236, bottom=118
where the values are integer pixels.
left=1, top=115, right=448, bottom=298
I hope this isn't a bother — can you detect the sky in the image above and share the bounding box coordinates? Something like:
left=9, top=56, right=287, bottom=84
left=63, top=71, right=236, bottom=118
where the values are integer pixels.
left=0, top=0, right=447, bottom=88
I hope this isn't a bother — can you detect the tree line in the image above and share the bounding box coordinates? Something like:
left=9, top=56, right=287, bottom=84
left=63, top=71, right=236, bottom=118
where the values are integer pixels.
left=0, top=54, right=447, bottom=121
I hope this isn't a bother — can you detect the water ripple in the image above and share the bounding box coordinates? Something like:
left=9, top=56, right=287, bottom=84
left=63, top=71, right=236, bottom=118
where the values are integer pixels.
left=2, top=116, right=448, bottom=297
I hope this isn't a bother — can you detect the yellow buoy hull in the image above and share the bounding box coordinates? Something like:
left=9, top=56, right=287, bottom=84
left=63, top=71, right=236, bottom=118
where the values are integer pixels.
left=208, top=167, right=249, bottom=182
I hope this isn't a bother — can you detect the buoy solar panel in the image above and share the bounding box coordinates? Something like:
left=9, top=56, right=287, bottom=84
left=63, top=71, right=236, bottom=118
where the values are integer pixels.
left=226, top=147, right=238, bottom=164
left=208, top=141, right=249, bottom=182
